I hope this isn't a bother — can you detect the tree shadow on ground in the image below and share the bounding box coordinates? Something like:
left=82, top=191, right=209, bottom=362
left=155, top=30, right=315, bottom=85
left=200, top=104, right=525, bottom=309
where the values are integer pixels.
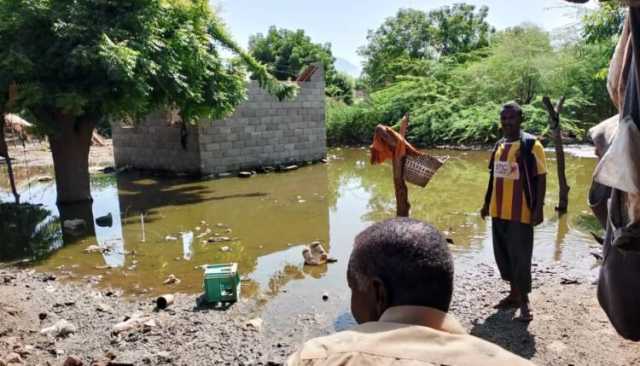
left=470, top=308, right=537, bottom=360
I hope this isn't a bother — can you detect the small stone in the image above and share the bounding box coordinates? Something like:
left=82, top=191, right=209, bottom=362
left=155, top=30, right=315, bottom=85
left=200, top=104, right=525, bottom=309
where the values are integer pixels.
left=245, top=318, right=263, bottom=331
left=96, top=303, right=114, bottom=313
left=156, top=351, right=172, bottom=363
left=4, top=353, right=22, bottom=364
left=322, top=292, right=329, bottom=301
left=63, top=355, right=83, bottom=366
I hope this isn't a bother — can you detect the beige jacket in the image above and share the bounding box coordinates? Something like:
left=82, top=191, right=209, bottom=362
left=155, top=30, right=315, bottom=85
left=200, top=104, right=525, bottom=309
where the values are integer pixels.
left=287, top=306, right=535, bottom=366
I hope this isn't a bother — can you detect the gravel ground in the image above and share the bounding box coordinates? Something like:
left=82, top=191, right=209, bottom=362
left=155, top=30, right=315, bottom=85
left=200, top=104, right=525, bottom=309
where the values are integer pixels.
left=2, top=260, right=640, bottom=366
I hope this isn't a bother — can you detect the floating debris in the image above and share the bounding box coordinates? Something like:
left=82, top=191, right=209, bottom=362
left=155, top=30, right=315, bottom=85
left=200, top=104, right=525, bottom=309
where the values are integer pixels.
left=163, top=274, right=181, bottom=285
left=208, top=236, right=232, bottom=243
left=302, top=242, right=336, bottom=265
left=84, top=245, right=104, bottom=254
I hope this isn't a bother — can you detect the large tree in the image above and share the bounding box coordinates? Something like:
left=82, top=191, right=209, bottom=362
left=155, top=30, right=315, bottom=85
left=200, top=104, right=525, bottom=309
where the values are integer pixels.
left=249, top=26, right=354, bottom=104
left=359, top=4, right=493, bottom=90
left=0, top=0, right=295, bottom=206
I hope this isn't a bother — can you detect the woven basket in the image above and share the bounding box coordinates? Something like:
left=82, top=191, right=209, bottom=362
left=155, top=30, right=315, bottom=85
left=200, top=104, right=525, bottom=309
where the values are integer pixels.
left=403, top=154, right=448, bottom=187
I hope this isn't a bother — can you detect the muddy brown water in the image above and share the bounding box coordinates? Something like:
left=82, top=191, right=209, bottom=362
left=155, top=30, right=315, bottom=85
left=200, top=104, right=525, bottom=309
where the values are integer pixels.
left=1, top=147, right=601, bottom=319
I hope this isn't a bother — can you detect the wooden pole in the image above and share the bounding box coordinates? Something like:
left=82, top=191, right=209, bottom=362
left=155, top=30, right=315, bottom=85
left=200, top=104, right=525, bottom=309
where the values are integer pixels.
left=393, top=114, right=410, bottom=217
left=0, top=114, right=20, bottom=204
left=542, top=96, right=569, bottom=214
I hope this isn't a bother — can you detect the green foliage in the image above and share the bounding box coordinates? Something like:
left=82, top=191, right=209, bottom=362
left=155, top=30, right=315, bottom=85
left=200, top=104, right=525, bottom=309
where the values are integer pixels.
left=358, top=5, right=493, bottom=90
left=330, top=22, right=591, bottom=146
left=248, top=26, right=353, bottom=103
left=0, top=0, right=296, bottom=129
left=582, top=2, right=625, bottom=44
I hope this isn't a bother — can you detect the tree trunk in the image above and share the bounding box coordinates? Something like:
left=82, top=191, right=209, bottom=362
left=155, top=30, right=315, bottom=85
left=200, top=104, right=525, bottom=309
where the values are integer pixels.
left=0, top=115, right=20, bottom=203
left=394, top=114, right=410, bottom=217
left=543, top=96, right=570, bottom=214
left=48, top=113, right=96, bottom=205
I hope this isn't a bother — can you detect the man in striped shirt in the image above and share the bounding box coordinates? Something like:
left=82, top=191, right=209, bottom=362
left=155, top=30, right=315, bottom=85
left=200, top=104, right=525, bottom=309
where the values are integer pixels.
left=480, top=102, right=547, bottom=322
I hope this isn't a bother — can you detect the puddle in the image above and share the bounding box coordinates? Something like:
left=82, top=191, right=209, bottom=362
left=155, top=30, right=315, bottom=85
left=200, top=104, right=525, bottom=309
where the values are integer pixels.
left=1, top=148, right=600, bottom=306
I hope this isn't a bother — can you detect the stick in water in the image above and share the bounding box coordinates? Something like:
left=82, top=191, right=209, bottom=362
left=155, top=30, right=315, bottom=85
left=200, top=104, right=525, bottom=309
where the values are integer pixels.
left=140, top=213, right=146, bottom=242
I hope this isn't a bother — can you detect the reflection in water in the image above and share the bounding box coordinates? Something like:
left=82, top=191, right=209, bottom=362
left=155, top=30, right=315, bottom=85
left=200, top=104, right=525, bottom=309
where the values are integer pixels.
left=1, top=149, right=600, bottom=303
left=0, top=203, right=62, bottom=262
left=555, top=214, right=570, bottom=261
left=182, top=231, right=193, bottom=260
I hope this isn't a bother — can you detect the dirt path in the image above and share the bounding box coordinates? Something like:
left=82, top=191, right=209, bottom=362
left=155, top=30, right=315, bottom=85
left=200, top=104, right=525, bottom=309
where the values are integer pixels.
left=6, top=140, right=114, bottom=169
left=1, top=260, right=639, bottom=366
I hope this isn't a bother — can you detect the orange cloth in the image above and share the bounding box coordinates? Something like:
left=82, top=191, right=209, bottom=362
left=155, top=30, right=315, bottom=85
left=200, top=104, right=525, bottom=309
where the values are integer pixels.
left=370, top=125, right=422, bottom=165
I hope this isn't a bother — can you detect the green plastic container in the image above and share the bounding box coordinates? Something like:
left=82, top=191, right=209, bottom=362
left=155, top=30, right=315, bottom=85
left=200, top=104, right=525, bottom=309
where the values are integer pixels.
left=203, top=263, right=240, bottom=303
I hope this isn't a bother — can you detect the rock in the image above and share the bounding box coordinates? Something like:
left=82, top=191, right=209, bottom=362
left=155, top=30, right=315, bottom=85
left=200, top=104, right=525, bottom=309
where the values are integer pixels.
left=156, top=351, right=172, bottom=363
left=37, top=175, right=53, bottom=182
left=326, top=257, right=338, bottom=263
left=245, top=318, right=263, bottom=331
left=38, top=312, right=47, bottom=320
left=238, top=171, right=253, bottom=178
left=96, top=303, right=114, bottom=313
left=101, top=166, right=116, bottom=174
left=163, top=275, right=180, bottom=285
left=320, top=158, right=328, bottom=164
left=4, top=353, right=21, bottom=364
left=95, top=213, right=113, bottom=228
left=322, top=293, right=329, bottom=301
left=560, top=278, right=580, bottom=285
left=220, top=246, right=231, bottom=252
left=40, top=319, right=76, bottom=337
left=63, top=219, right=86, bottom=234
left=63, top=355, right=83, bottom=366
left=283, top=165, right=298, bottom=171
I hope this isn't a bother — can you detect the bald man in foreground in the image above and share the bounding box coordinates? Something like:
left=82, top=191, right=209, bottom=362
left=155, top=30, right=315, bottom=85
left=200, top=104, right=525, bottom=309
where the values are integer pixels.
left=288, top=218, right=534, bottom=365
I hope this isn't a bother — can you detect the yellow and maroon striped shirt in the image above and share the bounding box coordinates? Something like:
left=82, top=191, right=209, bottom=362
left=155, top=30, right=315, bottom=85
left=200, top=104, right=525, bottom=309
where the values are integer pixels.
left=489, top=140, right=546, bottom=224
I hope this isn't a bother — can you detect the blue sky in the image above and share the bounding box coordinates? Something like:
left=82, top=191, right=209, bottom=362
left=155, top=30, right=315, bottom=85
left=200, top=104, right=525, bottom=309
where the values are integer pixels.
left=214, top=0, right=597, bottom=75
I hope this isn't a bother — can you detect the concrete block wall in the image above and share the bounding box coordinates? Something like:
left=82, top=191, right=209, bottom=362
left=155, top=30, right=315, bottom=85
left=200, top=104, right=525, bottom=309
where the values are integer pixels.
left=199, top=65, right=326, bottom=174
left=112, top=64, right=326, bottom=175
left=112, top=112, right=202, bottom=173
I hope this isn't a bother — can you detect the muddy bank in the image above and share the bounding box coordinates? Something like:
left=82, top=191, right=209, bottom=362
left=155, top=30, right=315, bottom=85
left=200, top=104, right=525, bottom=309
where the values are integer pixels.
left=2, top=260, right=639, bottom=366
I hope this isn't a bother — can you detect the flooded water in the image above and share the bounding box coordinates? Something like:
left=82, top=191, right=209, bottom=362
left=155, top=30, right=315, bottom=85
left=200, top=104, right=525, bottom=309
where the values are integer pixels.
left=1, top=148, right=601, bottom=310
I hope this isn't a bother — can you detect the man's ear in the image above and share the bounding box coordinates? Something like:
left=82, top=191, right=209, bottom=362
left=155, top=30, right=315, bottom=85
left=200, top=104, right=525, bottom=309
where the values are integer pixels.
left=371, top=277, right=389, bottom=320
